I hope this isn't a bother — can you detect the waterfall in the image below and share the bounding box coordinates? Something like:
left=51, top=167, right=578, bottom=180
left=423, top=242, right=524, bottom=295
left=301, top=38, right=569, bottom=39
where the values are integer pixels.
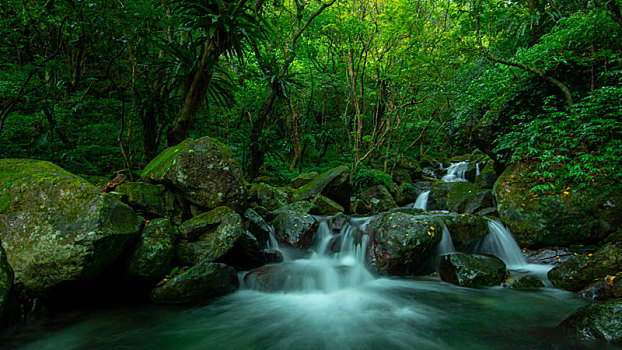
left=476, top=219, right=526, bottom=267
left=411, top=190, right=430, bottom=210
left=476, top=163, right=480, bottom=176
left=266, top=224, right=280, bottom=251
left=436, top=225, right=455, bottom=256
left=441, top=161, right=469, bottom=182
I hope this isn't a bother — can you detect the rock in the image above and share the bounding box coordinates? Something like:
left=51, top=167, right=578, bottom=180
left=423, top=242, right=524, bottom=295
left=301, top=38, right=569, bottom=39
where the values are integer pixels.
left=272, top=205, right=318, bottom=249
left=244, top=208, right=272, bottom=247
left=292, top=166, right=351, bottom=209
left=0, top=159, right=142, bottom=296
left=548, top=245, right=622, bottom=291
left=614, top=277, right=622, bottom=298
left=291, top=172, right=318, bottom=189
left=357, top=185, right=397, bottom=214
left=509, top=276, right=545, bottom=289
left=526, top=247, right=574, bottom=265
left=126, top=218, right=175, bottom=280
left=395, top=182, right=431, bottom=207
left=150, top=262, right=238, bottom=304
left=115, top=181, right=182, bottom=224
left=438, top=254, right=507, bottom=288
left=311, top=194, right=344, bottom=215
left=272, top=201, right=315, bottom=216
left=427, top=182, right=452, bottom=210
left=578, top=280, right=613, bottom=301
left=474, top=161, right=498, bottom=189
left=558, top=300, right=622, bottom=343
left=252, top=183, right=288, bottom=211
left=176, top=211, right=264, bottom=270
left=493, top=162, right=621, bottom=247
left=445, top=182, right=494, bottom=214
left=439, top=213, right=489, bottom=251
left=142, top=136, right=247, bottom=213
left=366, top=212, right=442, bottom=275
left=0, top=244, right=14, bottom=323
left=178, top=206, right=234, bottom=241
left=262, top=249, right=283, bottom=263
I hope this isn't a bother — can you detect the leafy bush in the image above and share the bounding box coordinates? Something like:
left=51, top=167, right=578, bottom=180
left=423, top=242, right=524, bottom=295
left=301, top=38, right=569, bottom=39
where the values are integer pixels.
left=352, top=165, right=393, bottom=193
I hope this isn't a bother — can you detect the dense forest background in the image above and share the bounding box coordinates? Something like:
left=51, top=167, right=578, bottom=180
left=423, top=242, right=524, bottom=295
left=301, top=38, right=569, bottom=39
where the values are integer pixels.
left=1, top=0, right=621, bottom=193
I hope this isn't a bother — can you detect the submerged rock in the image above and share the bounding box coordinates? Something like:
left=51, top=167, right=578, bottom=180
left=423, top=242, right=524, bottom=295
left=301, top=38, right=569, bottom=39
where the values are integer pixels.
left=114, top=181, right=182, bottom=224
left=0, top=159, right=142, bottom=296
left=142, top=137, right=247, bottom=213
left=493, top=162, right=621, bottom=247
left=438, top=253, right=507, bottom=288
left=292, top=166, right=351, bottom=209
left=548, top=245, right=622, bottom=291
left=126, top=218, right=175, bottom=280
left=509, top=276, right=545, bottom=290
left=558, top=300, right=622, bottom=343
left=150, top=262, right=238, bottom=304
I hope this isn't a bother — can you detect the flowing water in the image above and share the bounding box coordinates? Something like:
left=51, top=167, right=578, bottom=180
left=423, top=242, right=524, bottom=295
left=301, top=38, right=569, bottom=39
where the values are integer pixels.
left=441, top=161, right=469, bottom=182
left=411, top=190, right=430, bottom=210
left=0, top=216, right=614, bottom=350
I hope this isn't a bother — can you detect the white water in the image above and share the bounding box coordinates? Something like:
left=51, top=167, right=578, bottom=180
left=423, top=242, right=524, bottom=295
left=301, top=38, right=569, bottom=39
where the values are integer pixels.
left=266, top=225, right=280, bottom=251
left=436, top=225, right=455, bottom=256
left=411, top=190, right=430, bottom=210
left=476, top=163, right=480, bottom=176
left=441, top=161, right=469, bottom=182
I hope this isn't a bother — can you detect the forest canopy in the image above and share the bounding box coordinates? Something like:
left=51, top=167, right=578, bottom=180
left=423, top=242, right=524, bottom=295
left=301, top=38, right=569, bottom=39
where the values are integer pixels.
left=1, top=0, right=621, bottom=192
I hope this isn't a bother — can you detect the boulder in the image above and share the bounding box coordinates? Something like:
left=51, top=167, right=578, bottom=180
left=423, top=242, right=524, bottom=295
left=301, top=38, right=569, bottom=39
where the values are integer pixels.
left=438, top=253, right=507, bottom=288
left=578, top=280, right=613, bottom=301
left=291, top=172, right=318, bottom=189
left=292, top=166, right=351, bottom=208
left=150, top=262, right=238, bottom=303
left=311, top=194, right=344, bottom=215
left=494, top=162, right=621, bottom=247
left=142, top=137, right=247, bottom=213
left=558, top=300, right=622, bottom=343
left=0, top=159, right=142, bottom=296
left=366, top=212, right=442, bottom=275
left=115, top=181, right=182, bottom=225
left=252, top=183, right=288, bottom=211
left=439, top=213, right=489, bottom=251
left=526, top=247, right=574, bottom=265
left=509, top=276, right=545, bottom=289
left=357, top=185, right=397, bottom=214
left=446, top=182, right=494, bottom=214
left=244, top=208, right=272, bottom=247
left=178, top=206, right=234, bottom=240
left=126, top=218, right=175, bottom=280
left=0, top=244, right=14, bottom=323
left=272, top=205, right=318, bottom=249
left=474, top=161, right=498, bottom=189
left=176, top=211, right=264, bottom=270
left=548, top=245, right=622, bottom=291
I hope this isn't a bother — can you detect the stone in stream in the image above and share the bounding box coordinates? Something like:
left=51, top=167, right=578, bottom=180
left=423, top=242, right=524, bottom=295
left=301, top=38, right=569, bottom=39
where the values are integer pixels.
left=357, top=185, right=397, bottom=214
left=114, top=181, right=183, bottom=225
left=126, top=218, right=176, bottom=280
left=493, top=162, right=621, bottom=247
left=176, top=210, right=264, bottom=271
left=509, top=276, right=545, bottom=290
left=150, top=262, right=238, bottom=304
left=271, top=202, right=318, bottom=249
left=445, top=182, right=494, bottom=214
left=395, top=182, right=431, bottom=207
left=292, top=165, right=351, bottom=209
left=474, top=161, right=498, bottom=189
left=244, top=208, right=272, bottom=247
left=141, top=136, right=247, bottom=213
left=578, top=280, right=613, bottom=301
left=0, top=159, right=142, bottom=297
left=438, top=253, right=507, bottom=288
left=558, top=300, right=622, bottom=343
left=548, top=245, right=622, bottom=291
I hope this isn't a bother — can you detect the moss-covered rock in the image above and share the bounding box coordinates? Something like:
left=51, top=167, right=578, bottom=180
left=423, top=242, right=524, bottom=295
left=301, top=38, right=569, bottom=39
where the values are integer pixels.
left=115, top=181, right=182, bottom=224
left=578, top=280, right=613, bottom=301
left=558, top=300, right=622, bottom=343
left=509, top=275, right=545, bottom=290
left=438, top=253, right=507, bottom=288
left=150, top=262, right=238, bottom=304
left=445, top=182, right=494, bottom=214
left=311, top=194, right=344, bottom=215
left=474, top=161, right=498, bottom=189
left=291, top=172, right=318, bottom=189
left=178, top=206, right=234, bottom=240
left=440, top=213, right=489, bottom=250
left=251, top=183, right=288, bottom=211
left=357, top=185, right=397, bottom=214
left=126, top=218, right=175, bottom=280
left=395, top=182, right=432, bottom=207
left=142, top=137, right=247, bottom=213
left=176, top=211, right=263, bottom=270
left=494, top=162, right=621, bottom=247
left=271, top=206, right=318, bottom=249
left=366, top=212, right=442, bottom=275
left=0, top=159, right=142, bottom=296
left=548, top=245, right=622, bottom=291
left=0, top=244, right=14, bottom=323
left=292, top=166, right=351, bottom=209
left=244, top=208, right=272, bottom=247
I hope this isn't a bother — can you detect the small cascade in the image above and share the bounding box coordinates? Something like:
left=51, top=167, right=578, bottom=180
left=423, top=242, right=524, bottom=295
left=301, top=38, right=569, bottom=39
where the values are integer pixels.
left=411, top=190, right=430, bottom=210
left=476, top=163, right=480, bottom=176
left=266, top=225, right=280, bottom=251
left=436, top=225, right=455, bottom=256
left=476, top=219, right=527, bottom=267
left=441, top=161, right=469, bottom=182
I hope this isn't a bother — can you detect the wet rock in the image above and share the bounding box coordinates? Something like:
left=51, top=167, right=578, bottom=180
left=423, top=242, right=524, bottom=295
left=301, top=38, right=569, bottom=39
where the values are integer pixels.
left=366, top=212, right=442, bottom=275
left=445, top=182, right=494, bottom=214
left=272, top=205, right=318, bottom=249
left=291, top=172, right=318, bottom=189
left=357, top=185, right=397, bottom=214
left=178, top=206, right=234, bottom=241
left=474, top=161, right=498, bottom=189
left=292, top=166, right=351, bottom=209
left=526, top=247, right=574, bottom=265
left=272, top=201, right=314, bottom=216
left=578, top=280, right=613, bottom=301
left=176, top=211, right=264, bottom=270
left=438, top=253, right=507, bottom=288
left=558, top=300, right=622, bottom=343
left=548, top=245, right=622, bottom=291
left=0, top=159, right=142, bottom=296
left=142, top=136, right=247, bottom=213
left=311, top=194, right=345, bottom=215
left=613, top=277, right=622, bottom=298
left=493, top=162, right=621, bottom=247
left=244, top=208, right=272, bottom=247
left=262, top=249, right=283, bottom=263
left=439, top=213, right=489, bottom=251
left=0, top=244, right=14, bottom=323
left=150, top=262, right=238, bottom=303
left=114, top=181, right=182, bottom=224
left=126, top=218, right=175, bottom=280
left=251, top=183, right=288, bottom=211
left=509, top=276, right=545, bottom=290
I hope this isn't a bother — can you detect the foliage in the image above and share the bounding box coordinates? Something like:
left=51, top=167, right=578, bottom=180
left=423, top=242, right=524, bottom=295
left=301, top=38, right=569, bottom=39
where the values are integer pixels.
left=352, top=166, right=393, bottom=193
